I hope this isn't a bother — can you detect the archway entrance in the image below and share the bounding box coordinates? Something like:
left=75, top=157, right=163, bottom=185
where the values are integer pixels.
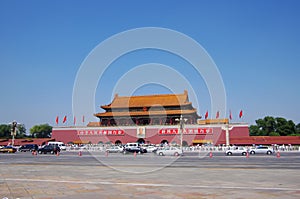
left=182, top=141, right=189, bottom=147
left=161, top=140, right=169, bottom=145
left=115, top=140, right=122, bottom=145
left=137, top=138, right=145, bottom=144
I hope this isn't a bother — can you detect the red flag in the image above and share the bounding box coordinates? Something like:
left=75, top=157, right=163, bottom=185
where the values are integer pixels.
left=63, top=116, right=67, bottom=123
left=239, top=110, right=243, bottom=118
left=216, top=111, right=220, bottom=119
left=205, top=111, right=208, bottom=119
left=55, top=116, right=59, bottom=124
left=82, top=115, right=85, bottom=123
left=74, top=116, right=76, bottom=125
left=229, top=110, right=232, bottom=120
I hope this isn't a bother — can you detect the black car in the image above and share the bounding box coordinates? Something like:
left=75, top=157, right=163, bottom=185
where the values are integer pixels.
left=123, top=143, right=147, bottom=154
left=124, top=146, right=147, bottom=154
left=19, top=144, right=39, bottom=152
left=37, top=145, right=60, bottom=154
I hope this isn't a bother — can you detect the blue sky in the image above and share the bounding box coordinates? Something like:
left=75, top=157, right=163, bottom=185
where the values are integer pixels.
left=0, top=0, right=299, bottom=131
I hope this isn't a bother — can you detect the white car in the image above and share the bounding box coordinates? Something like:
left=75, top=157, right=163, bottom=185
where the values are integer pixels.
left=156, top=147, right=182, bottom=156
left=142, top=145, right=158, bottom=153
left=249, top=146, right=274, bottom=155
left=105, top=145, right=124, bottom=153
left=48, top=141, right=67, bottom=150
left=225, top=146, right=248, bottom=156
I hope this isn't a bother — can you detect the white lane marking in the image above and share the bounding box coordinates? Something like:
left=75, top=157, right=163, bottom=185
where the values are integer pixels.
left=2, top=178, right=299, bottom=191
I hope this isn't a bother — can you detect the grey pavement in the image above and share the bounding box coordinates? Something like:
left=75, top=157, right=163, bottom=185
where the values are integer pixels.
left=0, top=152, right=299, bottom=199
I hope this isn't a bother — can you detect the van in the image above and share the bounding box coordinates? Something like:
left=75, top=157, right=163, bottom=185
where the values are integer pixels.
left=48, top=141, right=66, bottom=150
left=125, top=142, right=139, bottom=148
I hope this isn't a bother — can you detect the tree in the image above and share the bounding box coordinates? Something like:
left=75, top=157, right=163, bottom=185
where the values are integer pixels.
left=249, top=116, right=298, bottom=136
left=30, top=124, right=52, bottom=138
left=269, top=132, right=280, bottom=136
left=0, top=123, right=27, bottom=138
left=249, top=125, right=260, bottom=136
left=264, top=116, right=276, bottom=135
left=275, top=118, right=295, bottom=136
left=255, top=118, right=269, bottom=136
left=16, top=124, right=27, bottom=138
left=296, top=123, right=300, bottom=134
left=0, top=124, right=11, bottom=138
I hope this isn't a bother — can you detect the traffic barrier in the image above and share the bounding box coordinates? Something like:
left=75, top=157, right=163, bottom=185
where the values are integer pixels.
left=209, top=151, right=213, bottom=158
left=134, top=151, right=137, bottom=158
left=78, top=151, right=82, bottom=156
left=105, top=151, right=108, bottom=157
left=277, top=151, right=280, bottom=158
left=246, top=151, right=249, bottom=158
left=56, top=151, right=60, bottom=156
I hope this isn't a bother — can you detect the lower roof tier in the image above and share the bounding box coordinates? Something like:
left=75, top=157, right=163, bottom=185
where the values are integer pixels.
left=94, top=109, right=199, bottom=118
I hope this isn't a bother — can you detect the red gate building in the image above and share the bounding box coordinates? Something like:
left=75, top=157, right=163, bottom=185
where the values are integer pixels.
left=52, top=91, right=250, bottom=145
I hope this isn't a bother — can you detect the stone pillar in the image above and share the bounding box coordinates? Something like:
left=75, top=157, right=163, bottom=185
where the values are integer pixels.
left=225, top=123, right=230, bottom=146
left=222, top=124, right=234, bottom=146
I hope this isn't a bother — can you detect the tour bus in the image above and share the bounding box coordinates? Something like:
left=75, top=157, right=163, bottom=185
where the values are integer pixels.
left=48, top=141, right=67, bottom=150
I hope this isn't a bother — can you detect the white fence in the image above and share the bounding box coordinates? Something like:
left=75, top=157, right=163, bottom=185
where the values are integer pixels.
left=65, top=144, right=300, bottom=152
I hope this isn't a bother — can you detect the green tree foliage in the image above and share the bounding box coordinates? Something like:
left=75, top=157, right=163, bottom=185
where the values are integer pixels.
left=296, top=123, right=300, bottom=134
left=249, top=116, right=299, bottom=136
left=30, top=124, right=52, bottom=138
left=0, top=123, right=27, bottom=138
left=0, top=124, right=11, bottom=138
left=16, top=124, right=27, bottom=138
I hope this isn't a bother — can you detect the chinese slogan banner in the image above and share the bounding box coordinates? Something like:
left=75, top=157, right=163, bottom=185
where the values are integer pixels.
left=77, top=130, right=125, bottom=136
left=159, top=128, right=212, bottom=135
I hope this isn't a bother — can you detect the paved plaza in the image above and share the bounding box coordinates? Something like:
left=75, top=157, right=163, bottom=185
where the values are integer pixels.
left=0, top=152, right=300, bottom=199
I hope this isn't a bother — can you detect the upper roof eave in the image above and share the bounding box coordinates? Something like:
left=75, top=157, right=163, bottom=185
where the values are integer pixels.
left=100, top=90, right=191, bottom=109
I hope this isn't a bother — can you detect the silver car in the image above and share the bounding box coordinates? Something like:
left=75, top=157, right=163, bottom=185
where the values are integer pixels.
left=156, top=147, right=182, bottom=156
left=249, top=146, right=274, bottom=155
left=105, top=145, right=123, bottom=153
left=225, top=146, right=248, bottom=156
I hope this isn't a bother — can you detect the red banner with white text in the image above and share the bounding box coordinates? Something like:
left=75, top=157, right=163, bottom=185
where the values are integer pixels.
left=159, top=128, right=212, bottom=135
left=77, top=130, right=125, bottom=136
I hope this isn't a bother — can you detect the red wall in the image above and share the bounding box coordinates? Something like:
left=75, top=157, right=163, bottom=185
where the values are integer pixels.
left=52, top=124, right=249, bottom=145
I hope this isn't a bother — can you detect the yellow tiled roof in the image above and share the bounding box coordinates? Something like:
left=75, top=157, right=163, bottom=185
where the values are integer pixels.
left=101, top=90, right=191, bottom=109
